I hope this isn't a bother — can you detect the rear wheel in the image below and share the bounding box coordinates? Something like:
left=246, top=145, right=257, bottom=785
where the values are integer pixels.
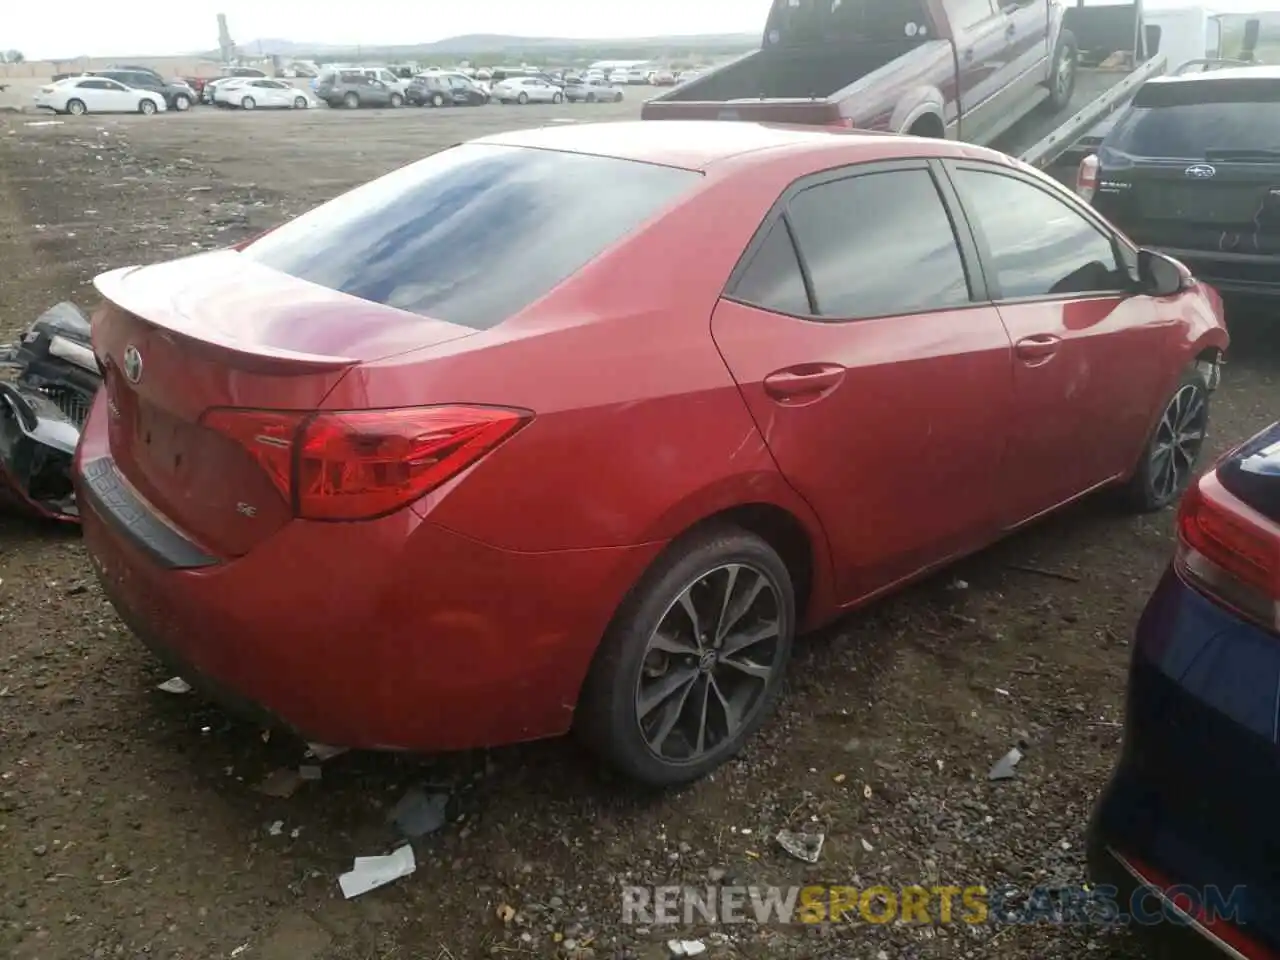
left=390, top=93, right=403, bottom=108
left=138, top=99, right=157, bottom=115
left=552, top=92, right=563, bottom=104
left=1122, top=365, right=1211, bottom=512
left=173, top=94, right=191, bottom=111
left=575, top=526, right=796, bottom=787
left=517, top=92, right=529, bottom=104
left=1045, top=28, right=1078, bottom=111
left=344, top=92, right=360, bottom=109
left=293, top=96, right=307, bottom=109
left=586, top=92, right=596, bottom=103
left=431, top=92, right=445, bottom=107
left=66, top=98, right=87, bottom=116
left=614, top=91, right=624, bottom=103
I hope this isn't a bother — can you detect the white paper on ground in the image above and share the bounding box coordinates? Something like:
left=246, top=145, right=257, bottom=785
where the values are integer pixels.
left=156, top=676, right=191, bottom=694
left=338, top=845, right=416, bottom=899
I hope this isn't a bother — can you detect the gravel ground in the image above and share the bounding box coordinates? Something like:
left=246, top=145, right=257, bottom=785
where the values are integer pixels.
left=0, top=100, right=1277, bottom=960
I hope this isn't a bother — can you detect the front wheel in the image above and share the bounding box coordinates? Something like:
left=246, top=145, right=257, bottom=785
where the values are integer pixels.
left=138, top=99, right=157, bottom=115
left=241, top=96, right=256, bottom=110
left=552, top=92, right=563, bottom=104
left=344, top=92, right=360, bottom=109
left=390, top=93, right=403, bottom=108
left=614, top=92, right=624, bottom=103
left=293, top=96, right=308, bottom=109
left=66, top=98, right=87, bottom=116
left=517, top=92, right=529, bottom=104
left=586, top=92, right=596, bottom=103
left=1045, top=28, right=1078, bottom=111
left=173, top=94, right=191, bottom=111
left=1122, top=365, right=1211, bottom=512
left=575, top=526, right=796, bottom=787
left=431, top=92, right=445, bottom=107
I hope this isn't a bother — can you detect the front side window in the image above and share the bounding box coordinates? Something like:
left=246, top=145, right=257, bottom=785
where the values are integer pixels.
left=242, top=145, right=701, bottom=330
left=784, top=168, right=971, bottom=320
left=951, top=168, right=1125, bottom=299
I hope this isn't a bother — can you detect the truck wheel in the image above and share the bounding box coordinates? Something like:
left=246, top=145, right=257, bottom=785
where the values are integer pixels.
left=1046, top=29, right=1078, bottom=111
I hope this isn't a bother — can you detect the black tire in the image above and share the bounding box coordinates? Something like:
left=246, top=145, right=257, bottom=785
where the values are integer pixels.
left=66, top=98, right=87, bottom=116
left=293, top=96, right=307, bottom=109
left=173, top=94, right=191, bottom=111
left=390, top=93, right=403, bottom=108
left=517, top=92, right=529, bottom=104
left=1045, top=28, right=1078, bottom=111
left=431, top=92, right=445, bottom=107
left=138, top=98, right=157, bottom=115
left=575, top=525, right=796, bottom=787
left=344, top=92, right=360, bottom=109
left=241, top=96, right=256, bottom=110
left=614, top=92, right=624, bottom=103
left=1122, top=365, right=1211, bottom=512
left=586, top=92, right=596, bottom=103
left=552, top=92, right=563, bottom=104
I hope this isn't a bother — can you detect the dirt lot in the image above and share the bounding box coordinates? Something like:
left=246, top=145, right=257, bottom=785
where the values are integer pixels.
left=0, top=99, right=1278, bottom=960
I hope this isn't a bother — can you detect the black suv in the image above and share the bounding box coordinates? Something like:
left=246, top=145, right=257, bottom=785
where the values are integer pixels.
left=407, top=73, right=488, bottom=107
left=1087, top=65, right=1280, bottom=299
left=91, top=68, right=196, bottom=111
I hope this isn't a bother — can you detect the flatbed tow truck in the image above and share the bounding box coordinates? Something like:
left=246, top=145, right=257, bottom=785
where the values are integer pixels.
left=642, top=0, right=1168, bottom=180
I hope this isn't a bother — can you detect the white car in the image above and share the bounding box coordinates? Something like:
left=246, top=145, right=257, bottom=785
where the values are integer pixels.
left=491, top=77, right=564, bottom=104
left=224, top=78, right=316, bottom=110
left=608, top=70, right=629, bottom=85
left=34, top=76, right=167, bottom=116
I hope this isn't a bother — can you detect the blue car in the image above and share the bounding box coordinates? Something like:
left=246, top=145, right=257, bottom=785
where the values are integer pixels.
left=1089, top=420, right=1280, bottom=959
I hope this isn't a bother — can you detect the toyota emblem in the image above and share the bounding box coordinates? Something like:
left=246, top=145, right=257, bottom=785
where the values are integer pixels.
left=1184, top=164, right=1217, bottom=179
left=122, top=345, right=143, bottom=384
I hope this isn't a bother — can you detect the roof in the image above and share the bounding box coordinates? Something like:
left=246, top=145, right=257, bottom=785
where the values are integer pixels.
left=1148, top=64, right=1280, bottom=84
left=478, top=120, right=923, bottom=171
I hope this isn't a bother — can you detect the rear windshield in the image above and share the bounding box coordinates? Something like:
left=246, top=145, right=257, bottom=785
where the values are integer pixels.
left=241, top=144, right=700, bottom=330
left=1104, top=77, right=1280, bottom=159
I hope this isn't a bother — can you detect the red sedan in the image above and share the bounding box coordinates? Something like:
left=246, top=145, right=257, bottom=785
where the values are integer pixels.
left=76, top=121, right=1229, bottom=787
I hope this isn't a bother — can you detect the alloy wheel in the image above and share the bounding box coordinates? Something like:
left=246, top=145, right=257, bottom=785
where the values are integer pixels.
left=635, top=563, right=784, bottom=763
left=1150, top=383, right=1207, bottom=502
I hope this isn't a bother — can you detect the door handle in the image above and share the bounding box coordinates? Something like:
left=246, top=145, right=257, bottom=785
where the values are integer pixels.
left=1006, top=22, right=1017, bottom=36
left=1015, top=334, right=1061, bottom=362
left=762, top=363, right=846, bottom=403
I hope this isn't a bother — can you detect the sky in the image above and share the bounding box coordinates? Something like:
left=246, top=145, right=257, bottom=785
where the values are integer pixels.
left=6, top=0, right=775, bottom=60
left=7, top=0, right=1279, bottom=60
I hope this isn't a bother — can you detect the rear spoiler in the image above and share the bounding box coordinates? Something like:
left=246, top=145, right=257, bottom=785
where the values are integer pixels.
left=93, top=265, right=359, bottom=371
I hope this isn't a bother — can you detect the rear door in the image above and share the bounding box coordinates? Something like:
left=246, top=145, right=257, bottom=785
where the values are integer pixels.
left=710, top=160, right=1014, bottom=604
left=944, top=161, right=1171, bottom=524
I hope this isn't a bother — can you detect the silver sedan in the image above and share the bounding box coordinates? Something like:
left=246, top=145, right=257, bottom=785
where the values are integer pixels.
left=565, top=79, right=624, bottom=103
left=490, top=77, right=563, bottom=105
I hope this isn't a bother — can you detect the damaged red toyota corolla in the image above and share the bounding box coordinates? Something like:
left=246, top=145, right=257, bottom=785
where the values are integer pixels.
left=77, top=121, right=1228, bottom=787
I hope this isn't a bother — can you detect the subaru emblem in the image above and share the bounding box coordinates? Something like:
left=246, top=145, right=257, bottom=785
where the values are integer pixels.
left=122, top=345, right=143, bottom=384
left=1184, top=164, right=1216, bottom=179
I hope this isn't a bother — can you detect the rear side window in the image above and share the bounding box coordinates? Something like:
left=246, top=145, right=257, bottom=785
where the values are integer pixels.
left=1104, top=77, right=1280, bottom=159
left=784, top=169, right=971, bottom=320
left=731, top=221, right=812, bottom=316
left=242, top=144, right=700, bottom=330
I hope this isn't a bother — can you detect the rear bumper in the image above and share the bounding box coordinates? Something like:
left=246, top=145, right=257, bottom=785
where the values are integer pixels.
left=1153, top=246, right=1280, bottom=298
left=74, top=396, right=665, bottom=752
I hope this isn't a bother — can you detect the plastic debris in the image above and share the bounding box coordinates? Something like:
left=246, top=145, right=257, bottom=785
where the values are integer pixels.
left=305, top=742, right=348, bottom=761
left=267, top=820, right=284, bottom=836
left=338, top=844, right=416, bottom=899
left=388, top=786, right=449, bottom=839
left=668, top=940, right=707, bottom=957
left=156, top=676, right=191, bottom=694
left=989, top=746, right=1024, bottom=781
left=775, top=830, right=824, bottom=864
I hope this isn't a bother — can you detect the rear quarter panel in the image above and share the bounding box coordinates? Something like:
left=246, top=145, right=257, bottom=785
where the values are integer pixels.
left=325, top=157, right=839, bottom=596
left=843, top=42, right=958, bottom=132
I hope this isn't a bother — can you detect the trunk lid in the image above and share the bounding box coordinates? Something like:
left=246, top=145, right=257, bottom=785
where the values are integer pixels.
left=1218, top=422, right=1280, bottom=526
left=91, top=252, right=478, bottom=558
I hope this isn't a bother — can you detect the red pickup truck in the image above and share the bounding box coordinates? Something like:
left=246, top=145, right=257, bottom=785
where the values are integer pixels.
left=643, top=0, right=1152, bottom=156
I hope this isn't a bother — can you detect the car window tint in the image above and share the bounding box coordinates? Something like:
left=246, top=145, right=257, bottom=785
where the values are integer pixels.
left=1104, top=78, right=1280, bottom=160
left=242, top=144, right=701, bottom=330
left=785, top=169, right=971, bottom=319
left=732, top=220, right=812, bottom=316
left=951, top=169, right=1124, bottom=299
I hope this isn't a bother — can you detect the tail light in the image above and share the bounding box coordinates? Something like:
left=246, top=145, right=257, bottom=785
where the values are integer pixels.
left=201, top=404, right=531, bottom=521
left=1175, top=473, right=1280, bottom=632
left=1076, top=154, right=1099, bottom=202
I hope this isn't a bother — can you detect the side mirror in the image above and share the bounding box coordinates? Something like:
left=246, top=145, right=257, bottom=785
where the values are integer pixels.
left=1137, top=249, right=1187, bottom=297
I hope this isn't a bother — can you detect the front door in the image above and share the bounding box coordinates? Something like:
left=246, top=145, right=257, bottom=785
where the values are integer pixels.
left=943, top=161, right=1170, bottom=525
left=710, top=161, right=1014, bottom=604
left=950, top=0, right=1016, bottom=139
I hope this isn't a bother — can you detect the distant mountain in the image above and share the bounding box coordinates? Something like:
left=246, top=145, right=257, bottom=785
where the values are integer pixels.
left=210, top=32, right=759, bottom=60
